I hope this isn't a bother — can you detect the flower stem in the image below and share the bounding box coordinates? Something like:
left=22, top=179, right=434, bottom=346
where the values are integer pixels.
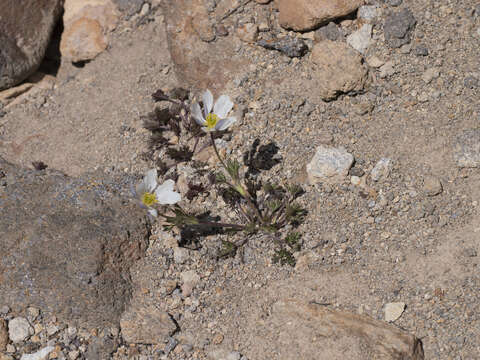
left=192, top=221, right=245, bottom=230
left=210, top=132, right=228, bottom=170
left=209, top=134, right=264, bottom=224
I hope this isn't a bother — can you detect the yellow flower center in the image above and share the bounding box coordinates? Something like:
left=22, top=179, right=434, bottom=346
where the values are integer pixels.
left=206, top=113, right=219, bottom=129
left=141, top=192, right=157, bottom=207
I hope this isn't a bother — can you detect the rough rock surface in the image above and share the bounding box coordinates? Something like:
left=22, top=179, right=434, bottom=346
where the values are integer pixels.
left=0, top=157, right=150, bottom=328
left=310, top=40, right=369, bottom=100
left=120, top=299, right=177, bottom=344
left=384, top=8, right=416, bottom=48
left=307, top=146, right=354, bottom=183
left=60, top=0, right=120, bottom=62
left=453, top=129, right=480, bottom=167
left=264, top=299, right=423, bottom=359
left=0, top=0, right=62, bottom=90
left=278, top=0, right=364, bottom=32
left=0, top=319, right=7, bottom=351
left=162, top=0, right=252, bottom=92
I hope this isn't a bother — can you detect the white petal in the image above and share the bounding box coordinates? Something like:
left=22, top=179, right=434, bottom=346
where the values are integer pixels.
left=213, top=95, right=234, bottom=118
left=191, top=102, right=206, bottom=126
left=202, top=89, right=213, bottom=117
left=215, top=116, right=237, bottom=131
left=201, top=126, right=213, bottom=133
left=156, top=179, right=175, bottom=192
left=148, top=208, right=158, bottom=217
left=143, top=169, right=158, bottom=192
left=159, top=190, right=181, bottom=204
left=155, top=179, right=181, bottom=204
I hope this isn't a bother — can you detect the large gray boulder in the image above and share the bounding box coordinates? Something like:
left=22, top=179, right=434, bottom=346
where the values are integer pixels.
left=0, top=158, right=150, bottom=328
left=0, top=0, right=63, bottom=90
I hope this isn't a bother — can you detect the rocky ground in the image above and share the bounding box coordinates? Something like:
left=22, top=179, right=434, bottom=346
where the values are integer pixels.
left=1, top=0, right=480, bottom=359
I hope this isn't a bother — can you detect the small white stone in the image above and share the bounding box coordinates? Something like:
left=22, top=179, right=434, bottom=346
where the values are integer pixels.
left=371, top=158, right=393, bottom=182
left=350, top=176, right=361, bottom=185
left=226, top=351, right=242, bottom=360
left=20, top=346, right=55, bottom=360
left=8, top=317, right=33, bottom=343
left=307, top=146, right=354, bottom=184
left=346, top=24, right=372, bottom=54
left=384, top=302, right=406, bottom=322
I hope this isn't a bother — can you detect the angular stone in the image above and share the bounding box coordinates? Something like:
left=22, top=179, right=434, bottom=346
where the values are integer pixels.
left=269, top=299, right=424, bottom=359
left=453, top=129, right=480, bottom=167
left=257, top=36, right=308, bottom=58
left=384, top=9, right=416, bottom=48
left=384, top=302, right=406, bottom=322
left=19, top=346, right=55, bottom=360
left=422, top=176, right=442, bottom=196
left=310, top=41, right=368, bottom=101
left=307, top=146, right=354, bottom=184
left=120, top=300, right=177, bottom=344
left=278, top=0, right=364, bottom=32
left=371, top=158, right=393, bottom=181
left=8, top=317, right=33, bottom=343
left=0, top=157, right=150, bottom=328
left=346, top=24, right=372, bottom=54
left=162, top=0, right=252, bottom=92
left=0, top=0, right=62, bottom=90
left=60, top=0, right=120, bottom=62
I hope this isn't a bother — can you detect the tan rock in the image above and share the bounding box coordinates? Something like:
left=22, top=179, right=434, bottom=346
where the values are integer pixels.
left=192, top=2, right=216, bottom=42
left=278, top=0, right=364, bottom=32
left=236, top=23, right=259, bottom=43
left=270, top=299, right=424, bottom=359
left=310, top=40, right=368, bottom=101
left=0, top=319, right=8, bottom=351
left=162, top=0, right=253, bottom=91
left=60, top=0, right=120, bottom=62
left=120, top=299, right=177, bottom=344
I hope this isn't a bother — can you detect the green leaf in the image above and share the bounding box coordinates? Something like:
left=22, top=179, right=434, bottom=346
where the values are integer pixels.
left=272, top=249, right=296, bottom=266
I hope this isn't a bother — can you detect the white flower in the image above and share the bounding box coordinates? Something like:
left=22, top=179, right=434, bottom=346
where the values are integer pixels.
left=191, top=89, right=237, bottom=132
left=135, top=169, right=181, bottom=217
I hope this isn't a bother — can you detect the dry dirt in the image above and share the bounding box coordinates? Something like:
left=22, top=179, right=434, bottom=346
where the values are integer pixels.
left=1, top=0, right=479, bottom=359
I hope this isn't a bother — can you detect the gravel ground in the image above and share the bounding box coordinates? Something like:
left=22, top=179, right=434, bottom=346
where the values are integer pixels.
left=1, top=0, right=479, bottom=359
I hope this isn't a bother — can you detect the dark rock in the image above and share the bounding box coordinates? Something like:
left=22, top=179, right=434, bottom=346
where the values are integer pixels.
left=464, top=76, right=479, bottom=89
left=112, top=0, right=145, bottom=17
left=384, top=0, right=402, bottom=6
left=0, top=157, right=150, bottom=328
left=0, top=0, right=62, bottom=90
left=315, top=22, right=342, bottom=42
left=349, top=167, right=365, bottom=177
left=86, top=336, right=119, bottom=360
left=414, top=45, right=429, bottom=56
left=384, top=9, right=416, bottom=48
left=257, top=35, right=308, bottom=58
